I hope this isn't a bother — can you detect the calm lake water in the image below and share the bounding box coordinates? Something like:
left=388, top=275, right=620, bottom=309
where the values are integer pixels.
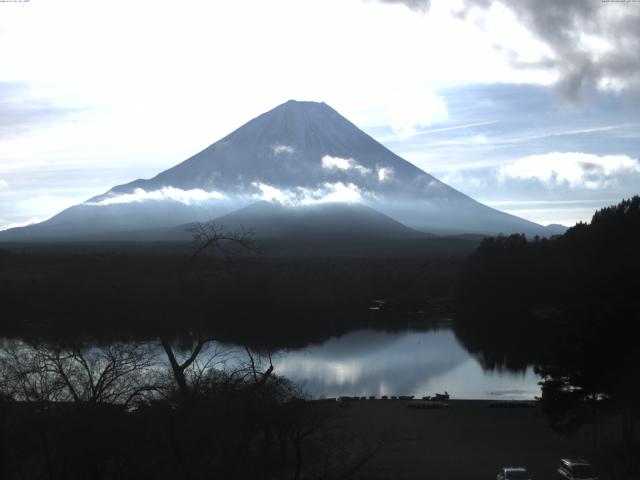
left=270, top=328, right=540, bottom=400
left=1, top=327, right=541, bottom=400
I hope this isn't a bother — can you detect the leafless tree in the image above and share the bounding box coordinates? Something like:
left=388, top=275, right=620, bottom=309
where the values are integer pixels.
left=158, top=221, right=265, bottom=400
left=0, top=342, right=162, bottom=407
left=0, top=342, right=65, bottom=403
left=160, top=334, right=231, bottom=399
left=189, top=221, right=258, bottom=259
left=242, top=346, right=274, bottom=389
left=159, top=335, right=278, bottom=400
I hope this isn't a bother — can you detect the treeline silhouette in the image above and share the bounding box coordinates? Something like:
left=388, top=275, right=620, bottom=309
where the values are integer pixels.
left=456, top=196, right=639, bottom=369
left=0, top=254, right=459, bottom=348
left=456, top=197, right=640, bottom=474
left=457, top=196, right=639, bottom=312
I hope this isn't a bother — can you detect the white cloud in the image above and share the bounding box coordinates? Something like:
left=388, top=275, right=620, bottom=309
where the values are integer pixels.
left=499, top=152, right=640, bottom=189
left=314, top=182, right=363, bottom=204
left=322, top=155, right=351, bottom=170
left=251, top=182, right=289, bottom=204
left=86, top=186, right=227, bottom=206
left=321, top=155, right=371, bottom=175
left=272, top=144, right=295, bottom=155
left=377, top=167, right=394, bottom=182
left=458, top=0, right=640, bottom=100
left=386, top=84, right=449, bottom=139
left=0, top=179, right=8, bottom=189
left=470, top=134, right=488, bottom=146
left=252, top=181, right=363, bottom=206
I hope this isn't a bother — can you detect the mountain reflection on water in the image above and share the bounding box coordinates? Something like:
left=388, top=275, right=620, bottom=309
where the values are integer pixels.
left=1, top=327, right=540, bottom=400
left=272, top=329, right=540, bottom=400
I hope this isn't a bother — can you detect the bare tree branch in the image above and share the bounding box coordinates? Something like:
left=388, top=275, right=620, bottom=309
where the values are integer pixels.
left=0, top=342, right=161, bottom=405
left=189, top=221, right=259, bottom=260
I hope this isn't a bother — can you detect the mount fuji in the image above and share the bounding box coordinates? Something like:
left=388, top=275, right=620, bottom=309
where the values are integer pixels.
left=0, top=100, right=561, bottom=244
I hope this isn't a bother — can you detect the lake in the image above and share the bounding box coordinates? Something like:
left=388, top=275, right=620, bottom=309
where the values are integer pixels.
left=270, top=327, right=540, bottom=400
left=0, top=326, right=541, bottom=400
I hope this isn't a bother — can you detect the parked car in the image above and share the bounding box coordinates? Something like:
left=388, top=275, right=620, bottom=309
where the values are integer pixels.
left=557, top=458, right=598, bottom=480
left=497, top=467, right=532, bottom=480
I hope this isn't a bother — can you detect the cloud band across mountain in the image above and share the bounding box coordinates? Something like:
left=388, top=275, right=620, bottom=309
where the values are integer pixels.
left=86, top=186, right=227, bottom=206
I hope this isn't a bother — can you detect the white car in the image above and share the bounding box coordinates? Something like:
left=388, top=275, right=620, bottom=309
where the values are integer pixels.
left=557, top=458, right=599, bottom=480
left=497, top=467, right=532, bottom=480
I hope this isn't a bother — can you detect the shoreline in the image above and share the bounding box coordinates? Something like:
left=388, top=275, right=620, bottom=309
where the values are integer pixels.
left=309, top=397, right=539, bottom=404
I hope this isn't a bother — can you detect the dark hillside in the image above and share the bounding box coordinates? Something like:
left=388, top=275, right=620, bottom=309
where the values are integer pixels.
left=455, top=197, right=640, bottom=450
left=0, top=253, right=461, bottom=347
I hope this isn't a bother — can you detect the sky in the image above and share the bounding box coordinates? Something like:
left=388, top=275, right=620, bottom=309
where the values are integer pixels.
left=0, top=0, right=639, bottom=229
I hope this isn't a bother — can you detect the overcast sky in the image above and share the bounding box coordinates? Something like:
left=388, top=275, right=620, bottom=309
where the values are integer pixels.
left=1, top=0, right=639, bottom=229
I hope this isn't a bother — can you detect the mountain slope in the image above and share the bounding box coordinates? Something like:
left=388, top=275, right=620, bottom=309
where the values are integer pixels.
left=203, top=201, right=425, bottom=239
left=0, top=100, right=554, bottom=242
